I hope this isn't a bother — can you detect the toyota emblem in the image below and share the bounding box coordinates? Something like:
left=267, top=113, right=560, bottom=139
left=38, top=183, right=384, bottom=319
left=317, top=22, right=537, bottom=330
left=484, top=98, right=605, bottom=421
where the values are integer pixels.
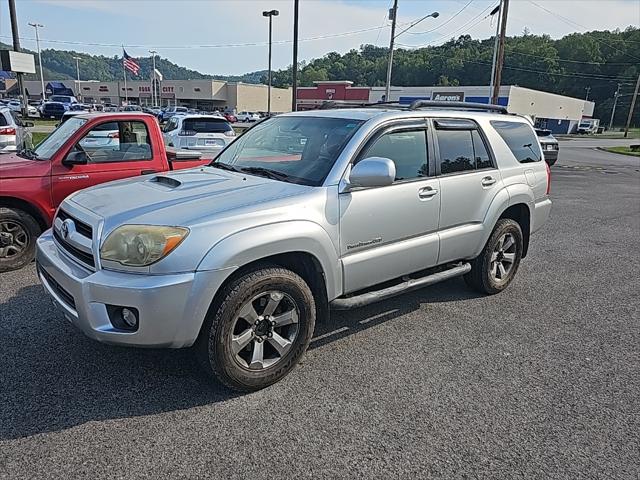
left=61, top=219, right=72, bottom=239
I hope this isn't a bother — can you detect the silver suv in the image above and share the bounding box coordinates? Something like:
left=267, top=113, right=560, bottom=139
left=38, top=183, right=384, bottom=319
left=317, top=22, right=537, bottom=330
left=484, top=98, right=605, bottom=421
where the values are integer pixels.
left=36, top=101, right=552, bottom=391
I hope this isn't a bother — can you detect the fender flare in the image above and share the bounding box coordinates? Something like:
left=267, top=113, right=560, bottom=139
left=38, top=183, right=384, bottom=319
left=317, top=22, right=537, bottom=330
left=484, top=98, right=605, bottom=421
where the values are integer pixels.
left=197, top=220, right=342, bottom=300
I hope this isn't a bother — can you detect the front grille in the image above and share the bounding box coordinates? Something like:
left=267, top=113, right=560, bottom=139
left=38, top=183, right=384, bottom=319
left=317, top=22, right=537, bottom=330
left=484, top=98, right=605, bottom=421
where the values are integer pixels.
left=57, top=210, right=93, bottom=239
left=39, top=266, right=76, bottom=310
left=53, top=230, right=95, bottom=268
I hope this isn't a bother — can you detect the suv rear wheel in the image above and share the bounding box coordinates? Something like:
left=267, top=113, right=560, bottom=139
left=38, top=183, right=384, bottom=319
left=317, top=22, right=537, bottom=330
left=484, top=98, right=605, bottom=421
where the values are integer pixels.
left=196, top=266, right=316, bottom=391
left=0, top=207, right=41, bottom=273
left=464, top=218, right=523, bottom=295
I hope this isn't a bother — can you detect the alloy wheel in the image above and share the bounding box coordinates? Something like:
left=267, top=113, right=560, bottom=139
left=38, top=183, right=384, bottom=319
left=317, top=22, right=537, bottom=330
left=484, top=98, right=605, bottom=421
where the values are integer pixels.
left=490, top=232, right=516, bottom=283
left=0, top=220, right=29, bottom=259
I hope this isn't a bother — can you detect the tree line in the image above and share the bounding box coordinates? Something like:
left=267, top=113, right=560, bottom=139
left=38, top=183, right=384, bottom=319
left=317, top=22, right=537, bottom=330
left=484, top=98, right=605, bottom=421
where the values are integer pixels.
left=267, top=27, right=639, bottom=126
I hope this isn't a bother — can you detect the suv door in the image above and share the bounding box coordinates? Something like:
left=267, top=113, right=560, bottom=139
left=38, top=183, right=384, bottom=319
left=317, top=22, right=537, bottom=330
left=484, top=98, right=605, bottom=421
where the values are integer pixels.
left=339, top=122, right=440, bottom=294
left=432, top=118, right=502, bottom=264
left=51, top=120, right=157, bottom=207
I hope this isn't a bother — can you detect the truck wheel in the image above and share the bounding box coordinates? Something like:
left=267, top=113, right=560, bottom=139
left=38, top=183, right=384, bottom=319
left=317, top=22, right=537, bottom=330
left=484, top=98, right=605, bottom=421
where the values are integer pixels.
left=196, top=266, right=316, bottom=391
left=0, top=207, right=41, bottom=273
left=464, top=218, right=523, bottom=295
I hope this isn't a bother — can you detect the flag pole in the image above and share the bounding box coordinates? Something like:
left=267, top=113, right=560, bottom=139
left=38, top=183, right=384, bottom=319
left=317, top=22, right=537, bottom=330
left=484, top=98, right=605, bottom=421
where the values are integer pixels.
left=122, top=45, right=128, bottom=105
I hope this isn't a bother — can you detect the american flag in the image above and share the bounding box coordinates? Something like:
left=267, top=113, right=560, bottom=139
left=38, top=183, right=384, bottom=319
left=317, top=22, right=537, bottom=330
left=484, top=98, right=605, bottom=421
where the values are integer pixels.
left=122, top=49, right=140, bottom=75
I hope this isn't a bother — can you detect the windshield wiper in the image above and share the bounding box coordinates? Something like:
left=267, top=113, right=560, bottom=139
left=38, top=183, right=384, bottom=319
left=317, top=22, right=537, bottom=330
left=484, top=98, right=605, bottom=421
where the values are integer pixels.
left=18, top=148, right=39, bottom=160
left=210, top=162, right=241, bottom=172
left=239, top=166, right=290, bottom=182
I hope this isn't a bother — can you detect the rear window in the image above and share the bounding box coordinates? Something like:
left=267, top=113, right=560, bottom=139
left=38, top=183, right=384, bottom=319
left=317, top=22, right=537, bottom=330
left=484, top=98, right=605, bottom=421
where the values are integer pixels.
left=182, top=118, right=232, bottom=133
left=50, top=96, right=71, bottom=103
left=491, top=121, right=541, bottom=163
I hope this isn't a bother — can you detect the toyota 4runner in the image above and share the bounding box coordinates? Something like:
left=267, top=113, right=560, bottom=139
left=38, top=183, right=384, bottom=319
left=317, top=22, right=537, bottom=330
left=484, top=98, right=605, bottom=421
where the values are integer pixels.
left=36, top=101, right=552, bottom=391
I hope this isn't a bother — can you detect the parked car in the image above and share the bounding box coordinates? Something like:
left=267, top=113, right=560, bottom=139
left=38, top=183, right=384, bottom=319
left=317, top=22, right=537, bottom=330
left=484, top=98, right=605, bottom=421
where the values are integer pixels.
left=576, top=118, right=600, bottom=134
left=41, top=102, right=67, bottom=120
left=48, top=95, right=78, bottom=107
left=223, top=113, right=238, bottom=123
left=0, top=107, right=33, bottom=153
left=0, top=112, right=211, bottom=272
left=163, top=114, right=235, bottom=155
left=6, top=100, right=38, bottom=117
left=160, top=106, right=188, bottom=122
left=121, top=105, right=143, bottom=112
left=535, top=128, right=559, bottom=166
left=236, top=111, right=261, bottom=122
left=34, top=102, right=552, bottom=391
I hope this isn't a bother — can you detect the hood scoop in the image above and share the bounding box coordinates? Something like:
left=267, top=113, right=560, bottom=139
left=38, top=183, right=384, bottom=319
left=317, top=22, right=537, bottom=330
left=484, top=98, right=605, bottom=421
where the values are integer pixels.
left=149, top=175, right=182, bottom=188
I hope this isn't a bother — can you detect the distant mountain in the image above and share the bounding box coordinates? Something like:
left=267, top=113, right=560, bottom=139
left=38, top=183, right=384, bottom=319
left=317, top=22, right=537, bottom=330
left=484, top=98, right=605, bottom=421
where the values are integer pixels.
left=0, top=42, right=266, bottom=84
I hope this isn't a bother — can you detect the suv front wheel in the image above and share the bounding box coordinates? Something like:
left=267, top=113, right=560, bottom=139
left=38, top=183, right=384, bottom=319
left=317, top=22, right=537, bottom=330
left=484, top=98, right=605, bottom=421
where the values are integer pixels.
left=196, top=266, right=316, bottom=391
left=464, top=218, right=523, bottom=295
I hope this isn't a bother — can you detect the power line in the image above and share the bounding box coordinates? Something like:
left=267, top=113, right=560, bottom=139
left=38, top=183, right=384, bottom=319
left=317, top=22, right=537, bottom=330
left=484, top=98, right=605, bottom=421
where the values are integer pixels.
left=405, top=0, right=475, bottom=35
left=527, top=0, right=640, bottom=62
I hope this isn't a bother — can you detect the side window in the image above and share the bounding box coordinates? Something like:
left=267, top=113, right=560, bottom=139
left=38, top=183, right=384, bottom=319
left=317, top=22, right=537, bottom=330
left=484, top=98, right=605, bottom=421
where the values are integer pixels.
left=491, top=120, right=542, bottom=163
left=0, top=113, right=8, bottom=127
left=77, top=121, right=152, bottom=163
left=436, top=130, right=475, bottom=174
left=361, top=129, right=428, bottom=181
left=472, top=130, right=493, bottom=169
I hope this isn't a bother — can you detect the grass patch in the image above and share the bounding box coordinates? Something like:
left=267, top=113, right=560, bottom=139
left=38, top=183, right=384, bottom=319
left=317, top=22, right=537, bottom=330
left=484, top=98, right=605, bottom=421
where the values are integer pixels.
left=31, top=118, right=59, bottom=127
left=602, top=146, right=640, bottom=157
left=31, top=132, right=49, bottom=146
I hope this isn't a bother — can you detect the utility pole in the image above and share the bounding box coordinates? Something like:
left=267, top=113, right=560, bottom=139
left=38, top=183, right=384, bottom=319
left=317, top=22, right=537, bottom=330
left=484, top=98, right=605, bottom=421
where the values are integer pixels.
left=623, top=74, right=640, bottom=138
left=384, top=0, right=399, bottom=103
left=149, top=50, right=157, bottom=106
left=8, top=0, right=28, bottom=116
left=488, top=3, right=501, bottom=99
left=584, top=86, right=591, bottom=100
left=608, top=83, right=620, bottom=131
left=28, top=22, right=45, bottom=102
left=291, top=0, right=299, bottom=111
left=73, top=56, right=81, bottom=101
left=491, top=0, right=509, bottom=105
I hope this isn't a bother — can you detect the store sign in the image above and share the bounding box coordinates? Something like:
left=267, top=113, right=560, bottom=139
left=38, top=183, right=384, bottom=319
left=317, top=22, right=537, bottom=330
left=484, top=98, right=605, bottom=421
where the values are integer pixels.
left=99, top=85, right=109, bottom=92
left=162, top=86, right=174, bottom=93
left=139, top=86, right=152, bottom=92
left=0, top=50, right=36, bottom=74
left=432, top=91, right=464, bottom=102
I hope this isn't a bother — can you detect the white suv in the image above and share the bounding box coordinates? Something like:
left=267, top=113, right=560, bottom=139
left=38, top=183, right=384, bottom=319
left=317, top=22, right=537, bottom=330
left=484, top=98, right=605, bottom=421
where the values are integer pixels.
left=163, top=114, right=235, bottom=154
left=236, top=111, right=261, bottom=122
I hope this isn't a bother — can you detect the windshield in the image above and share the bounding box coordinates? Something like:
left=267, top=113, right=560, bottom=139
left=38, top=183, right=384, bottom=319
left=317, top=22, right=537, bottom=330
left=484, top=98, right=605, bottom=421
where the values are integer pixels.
left=50, top=95, right=72, bottom=103
left=213, top=116, right=364, bottom=186
left=33, top=117, right=87, bottom=160
left=579, top=122, right=590, bottom=127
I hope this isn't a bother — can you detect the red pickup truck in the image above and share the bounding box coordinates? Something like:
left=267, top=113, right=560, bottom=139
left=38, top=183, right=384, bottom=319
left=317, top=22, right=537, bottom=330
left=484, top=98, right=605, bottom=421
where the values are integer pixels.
left=0, top=112, right=210, bottom=272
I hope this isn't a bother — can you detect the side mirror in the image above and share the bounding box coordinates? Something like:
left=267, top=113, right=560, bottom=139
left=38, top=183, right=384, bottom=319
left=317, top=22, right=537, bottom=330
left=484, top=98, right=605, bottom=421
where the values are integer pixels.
left=62, top=150, right=88, bottom=166
left=345, top=157, right=396, bottom=190
left=24, top=121, right=34, bottom=128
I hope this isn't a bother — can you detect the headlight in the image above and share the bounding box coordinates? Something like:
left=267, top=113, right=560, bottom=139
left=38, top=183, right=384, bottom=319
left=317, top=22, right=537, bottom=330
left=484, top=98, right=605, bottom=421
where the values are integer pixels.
left=100, top=225, right=189, bottom=267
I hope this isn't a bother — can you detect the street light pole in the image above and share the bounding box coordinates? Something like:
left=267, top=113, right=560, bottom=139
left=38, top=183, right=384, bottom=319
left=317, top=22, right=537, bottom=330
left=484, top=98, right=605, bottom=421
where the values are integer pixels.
left=8, top=0, right=28, bottom=116
left=73, top=56, right=81, bottom=101
left=28, top=22, right=45, bottom=101
left=384, top=5, right=438, bottom=103
left=262, top=9, right=279, bottom=116
left=292, top=0, right=299, bottom=112
left=149, top=50, right=157, bottom=107
left=608, top=83, right=620, bottom=131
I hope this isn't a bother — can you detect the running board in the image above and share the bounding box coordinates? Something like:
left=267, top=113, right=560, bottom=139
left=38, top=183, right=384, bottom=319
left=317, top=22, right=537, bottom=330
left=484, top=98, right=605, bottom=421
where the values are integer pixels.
left=330, top=263, right=471, bottom=310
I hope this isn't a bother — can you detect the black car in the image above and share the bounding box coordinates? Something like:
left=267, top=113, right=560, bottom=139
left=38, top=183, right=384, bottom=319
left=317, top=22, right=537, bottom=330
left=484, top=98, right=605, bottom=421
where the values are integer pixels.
left=41, top=102, right=67, bottom=120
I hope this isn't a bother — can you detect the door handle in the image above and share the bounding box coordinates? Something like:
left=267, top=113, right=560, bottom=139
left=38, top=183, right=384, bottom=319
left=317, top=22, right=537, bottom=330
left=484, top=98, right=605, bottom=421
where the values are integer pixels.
left=141, top=169, right=158, bottom=175
left=418, top=186, right=438, bottom=199
left=481, top=176, right=497, bottom=187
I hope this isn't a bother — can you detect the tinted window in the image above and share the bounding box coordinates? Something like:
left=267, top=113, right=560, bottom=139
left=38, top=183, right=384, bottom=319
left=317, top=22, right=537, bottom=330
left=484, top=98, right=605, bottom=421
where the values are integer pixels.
left=491, top=121, right=541, bottom=163
left=182, top=118, right=232, bottom=133
left=362, top=130, right=428, bottom=181
left=0, top=112, right=8, bottom=127
left=472, top=130, right=492, bottom=169
left=214, top=116, right=364, bottom=186
left=437, top=130, right=474, bottom=174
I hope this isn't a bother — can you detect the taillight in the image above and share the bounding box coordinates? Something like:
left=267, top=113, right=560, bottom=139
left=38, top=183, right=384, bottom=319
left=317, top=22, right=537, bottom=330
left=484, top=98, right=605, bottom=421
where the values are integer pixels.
left=178, top=130, right=196, bottom=136
left=108, top=132, right=119, bottom=139
left=545, top=161, right=551, bottom=195
left=0, top=127, right=17, bottom=135
left=224, top=130, right=235, bottom=137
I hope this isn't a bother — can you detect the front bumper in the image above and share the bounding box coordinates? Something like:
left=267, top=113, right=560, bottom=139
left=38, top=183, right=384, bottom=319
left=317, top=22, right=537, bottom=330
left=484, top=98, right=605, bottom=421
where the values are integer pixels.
left=36, top=230, right=233, bottom=348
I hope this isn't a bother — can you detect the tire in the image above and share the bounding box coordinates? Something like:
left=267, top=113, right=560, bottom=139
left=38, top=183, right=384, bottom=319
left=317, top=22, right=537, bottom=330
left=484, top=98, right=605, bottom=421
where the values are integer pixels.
left=195, top=266, right=316, bottom=391
left=464, top=218, right=523, bottom=295
left=0, top=207, right=41, bottom=273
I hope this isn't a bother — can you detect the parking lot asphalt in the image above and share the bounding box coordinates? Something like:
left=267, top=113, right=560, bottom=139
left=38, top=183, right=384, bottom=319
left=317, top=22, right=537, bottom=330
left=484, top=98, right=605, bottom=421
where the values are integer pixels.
left=1, top=141, right=639, bottom=479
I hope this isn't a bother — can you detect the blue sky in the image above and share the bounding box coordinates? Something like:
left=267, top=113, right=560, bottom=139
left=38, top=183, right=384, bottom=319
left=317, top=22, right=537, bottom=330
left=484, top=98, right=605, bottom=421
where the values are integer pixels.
left=0, top=0, right=638, bottom=76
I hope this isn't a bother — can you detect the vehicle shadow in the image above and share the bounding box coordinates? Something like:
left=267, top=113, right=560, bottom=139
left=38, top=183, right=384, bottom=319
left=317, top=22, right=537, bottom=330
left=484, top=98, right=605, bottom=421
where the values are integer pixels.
left=1, top=278, right=479, bottom=440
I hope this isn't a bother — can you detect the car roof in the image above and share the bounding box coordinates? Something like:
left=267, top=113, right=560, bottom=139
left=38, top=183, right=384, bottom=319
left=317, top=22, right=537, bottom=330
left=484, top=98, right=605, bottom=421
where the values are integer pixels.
left=281, top=107, right=524, bottom=123
left=178, top=114, right=229, bottom=121
left=70, top=112, right=156, bottom=120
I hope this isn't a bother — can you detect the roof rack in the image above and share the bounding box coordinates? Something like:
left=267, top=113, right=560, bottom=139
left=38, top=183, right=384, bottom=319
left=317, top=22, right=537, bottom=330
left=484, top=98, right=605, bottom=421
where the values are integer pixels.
left=319, top=100, right=404, bottom=110
left=408, top=100, right=508, bottom=114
